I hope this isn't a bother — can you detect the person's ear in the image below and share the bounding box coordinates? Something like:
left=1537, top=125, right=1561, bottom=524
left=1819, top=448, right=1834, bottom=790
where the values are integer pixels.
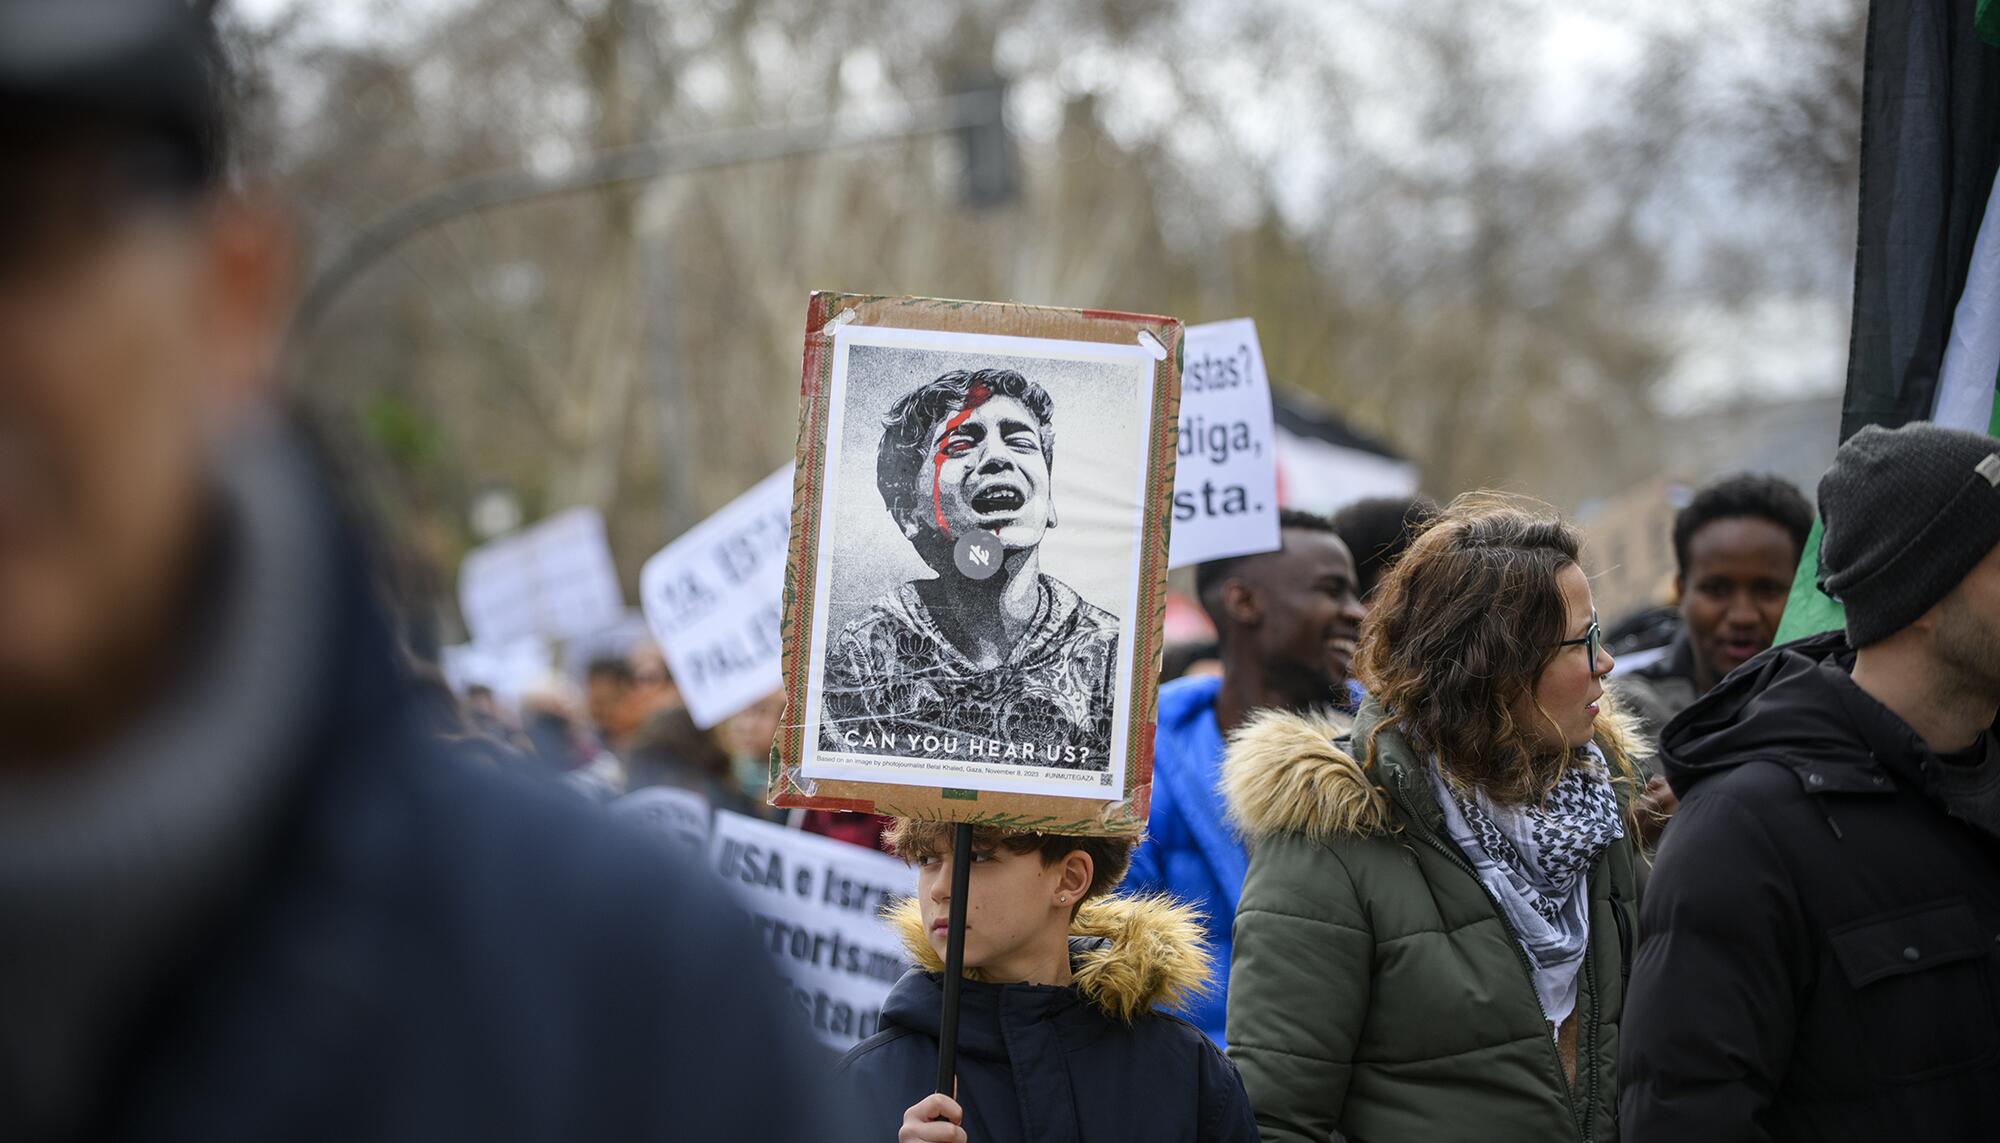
left=1221, top=580, right=1261, bottom=628
left=1047, top=494, right=1057, bottom=530
left=1671, top=573, right=1685, bottom=606
left=195, top=192, right=296, bottom=413
left=1053, top=850, right=1093, bottom=911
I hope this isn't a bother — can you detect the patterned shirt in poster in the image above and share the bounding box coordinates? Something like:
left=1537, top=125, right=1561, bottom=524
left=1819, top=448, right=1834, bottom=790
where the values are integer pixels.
left=819, top=574, right=1118, bottom=770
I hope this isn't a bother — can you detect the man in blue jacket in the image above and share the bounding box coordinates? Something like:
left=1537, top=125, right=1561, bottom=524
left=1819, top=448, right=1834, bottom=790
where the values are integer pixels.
left=1127, top=509, right=1367, bottom=1045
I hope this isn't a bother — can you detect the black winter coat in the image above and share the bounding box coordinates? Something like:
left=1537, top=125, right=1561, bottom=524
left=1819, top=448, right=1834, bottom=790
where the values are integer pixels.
left=88, top=498, right=838, bottom=1143
left=835, top=896, right=1257, bottom=1143
left=1620, top=631, right=2000, bottom=1142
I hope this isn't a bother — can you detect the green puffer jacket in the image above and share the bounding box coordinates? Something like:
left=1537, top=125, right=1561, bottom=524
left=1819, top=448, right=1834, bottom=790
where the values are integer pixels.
left=1222, top=700, right=1642, bottom=1143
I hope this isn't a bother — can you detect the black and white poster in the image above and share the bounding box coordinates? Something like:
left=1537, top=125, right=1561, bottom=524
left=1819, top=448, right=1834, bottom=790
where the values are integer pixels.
left=798, top=323, right=1158, bottom=801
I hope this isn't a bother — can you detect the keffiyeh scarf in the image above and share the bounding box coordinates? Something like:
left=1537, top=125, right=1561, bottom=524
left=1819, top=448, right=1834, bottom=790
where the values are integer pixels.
left=1427, top=748, right=1623, bottom=1027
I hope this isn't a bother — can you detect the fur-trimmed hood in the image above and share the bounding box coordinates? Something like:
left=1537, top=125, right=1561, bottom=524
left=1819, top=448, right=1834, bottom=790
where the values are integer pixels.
left=885, top=893, right=1211, bottom=1023
left=1224, top=697, right=1652, bottom=842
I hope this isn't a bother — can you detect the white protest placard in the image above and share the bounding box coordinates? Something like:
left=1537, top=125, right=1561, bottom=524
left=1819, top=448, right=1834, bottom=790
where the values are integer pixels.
left=439, top=635, right=551, bottom=713
left=640, top=466, right=794, bottom=729
left=458, top=507, right=625, bottom=645
left=1169, top=319, right=1281, bottom=568
left=708, top=810, right=914, bottom=1051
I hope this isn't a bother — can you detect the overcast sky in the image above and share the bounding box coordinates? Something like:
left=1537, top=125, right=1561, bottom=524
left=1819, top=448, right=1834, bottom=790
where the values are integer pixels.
left=230, top=0, right=1850, bottom=415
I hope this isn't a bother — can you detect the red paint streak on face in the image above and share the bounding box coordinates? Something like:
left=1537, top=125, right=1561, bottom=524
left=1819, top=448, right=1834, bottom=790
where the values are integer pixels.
left=931, top=384, right=992, bottom=537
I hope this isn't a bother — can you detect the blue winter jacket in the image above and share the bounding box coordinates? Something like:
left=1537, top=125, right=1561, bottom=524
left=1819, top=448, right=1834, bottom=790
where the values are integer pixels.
left=1128, top=675, right=1362, bottom=1046
left=835, top=896, right=1256, bottom=1143
left=1126, top=676, right=1242, bottom=1046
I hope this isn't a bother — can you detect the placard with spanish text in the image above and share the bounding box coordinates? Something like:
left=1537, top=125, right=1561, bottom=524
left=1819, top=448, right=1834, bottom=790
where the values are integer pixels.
left=1169, top=318, right=1281, bottom=568
left=640, top=466, right=793, bottom=728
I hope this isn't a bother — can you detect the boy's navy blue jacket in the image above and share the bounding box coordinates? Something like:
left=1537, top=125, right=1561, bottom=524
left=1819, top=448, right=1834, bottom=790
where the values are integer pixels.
left=835, top=895, right=1257, bottom=1143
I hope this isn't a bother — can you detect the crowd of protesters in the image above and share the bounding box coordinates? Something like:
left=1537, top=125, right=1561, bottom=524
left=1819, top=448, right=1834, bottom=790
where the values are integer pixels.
left=6, top=3, right=2000, bottom=1142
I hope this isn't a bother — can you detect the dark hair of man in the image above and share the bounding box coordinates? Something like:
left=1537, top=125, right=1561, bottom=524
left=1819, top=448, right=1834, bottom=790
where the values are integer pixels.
left=1670, top=473, right=1814, bottom=577
left=585, top=657, right=635, bottom=687
left=1331, top=495, right=1440, bottom=599
left=1194, top=508, right=1338, bottom=634
left=874, top=368, right=1056, bottom=526
left=887, top=820, right=1134, bottom=910
left=465, top=683, right=495, bottom=701
left=630, top=706, right=730, bottom=779
left=1160, top=639, right=1221, bottom=684
left=14, top=1, right=232, bottom=192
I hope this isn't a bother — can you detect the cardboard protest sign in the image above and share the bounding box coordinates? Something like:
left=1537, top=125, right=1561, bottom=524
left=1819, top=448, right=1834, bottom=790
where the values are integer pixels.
left=640, top=466, right=793, bottom=728
left=771, top=293, right=1182, bottom=835
left=708, top=810, right=915, bottom=1050
left=458, top=507, right=624, bottom=645
left=1170, top=319, right=1281, bottom=568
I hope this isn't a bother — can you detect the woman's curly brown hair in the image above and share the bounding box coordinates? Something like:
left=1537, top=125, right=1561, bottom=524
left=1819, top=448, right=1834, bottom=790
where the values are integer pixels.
left=1354, top=494, right=1622, bottom=806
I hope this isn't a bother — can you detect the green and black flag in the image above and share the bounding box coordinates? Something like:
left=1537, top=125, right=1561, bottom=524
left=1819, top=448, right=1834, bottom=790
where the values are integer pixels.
left=1777, top=0, right=2000, bottom=639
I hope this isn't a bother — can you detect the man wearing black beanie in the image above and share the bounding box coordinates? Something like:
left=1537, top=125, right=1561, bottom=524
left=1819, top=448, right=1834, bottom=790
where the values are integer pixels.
left=1620, top=422, right=2000, bottom=1143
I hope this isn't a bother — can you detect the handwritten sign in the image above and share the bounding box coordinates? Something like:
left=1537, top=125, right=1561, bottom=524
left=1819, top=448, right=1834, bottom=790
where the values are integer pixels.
left=640, top=466, right=794, bottom=728
left=1170, top=319, right=1281, bottom=568
left=458, top=507, right=625, bottom=645
left=708, top=810, right=914, bottom=1050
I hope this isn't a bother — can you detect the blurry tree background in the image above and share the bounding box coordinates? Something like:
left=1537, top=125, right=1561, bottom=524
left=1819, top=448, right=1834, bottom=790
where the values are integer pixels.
left=219, top=0, right=1865, bottom=615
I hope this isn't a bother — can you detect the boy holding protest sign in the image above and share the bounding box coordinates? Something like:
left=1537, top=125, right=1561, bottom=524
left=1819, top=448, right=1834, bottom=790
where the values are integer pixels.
left=835, top=821, right=1257, bottom=1143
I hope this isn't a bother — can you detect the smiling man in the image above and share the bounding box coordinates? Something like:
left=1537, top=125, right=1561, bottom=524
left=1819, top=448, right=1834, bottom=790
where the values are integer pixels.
left=1125, top=510, right=1366, bottom=1046
left=1616, top=473, right=1814, bottom=744
left=819, top=368, right=1119, bottom=769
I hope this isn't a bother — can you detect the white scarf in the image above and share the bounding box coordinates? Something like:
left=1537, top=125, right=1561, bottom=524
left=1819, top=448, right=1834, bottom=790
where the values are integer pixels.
left=1427, top=747, right=1623, bottom=1027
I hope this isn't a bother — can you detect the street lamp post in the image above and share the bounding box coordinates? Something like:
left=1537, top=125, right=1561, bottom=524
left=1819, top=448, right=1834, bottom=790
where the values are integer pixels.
left=288, top=84, right=1013, bottom=345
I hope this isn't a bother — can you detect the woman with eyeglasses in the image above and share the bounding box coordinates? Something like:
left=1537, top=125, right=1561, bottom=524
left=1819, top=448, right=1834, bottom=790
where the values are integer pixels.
left=1219, top=496, right=1641, bottom=1143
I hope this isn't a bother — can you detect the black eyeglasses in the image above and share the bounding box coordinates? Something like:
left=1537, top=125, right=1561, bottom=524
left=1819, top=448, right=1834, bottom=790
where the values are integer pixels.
left=1558, top=616, right=1603, bottom=663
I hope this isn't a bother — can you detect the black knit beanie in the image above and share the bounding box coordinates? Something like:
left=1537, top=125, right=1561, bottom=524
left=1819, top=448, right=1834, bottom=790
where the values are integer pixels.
left=1817, top=423, right=2000, bottom=647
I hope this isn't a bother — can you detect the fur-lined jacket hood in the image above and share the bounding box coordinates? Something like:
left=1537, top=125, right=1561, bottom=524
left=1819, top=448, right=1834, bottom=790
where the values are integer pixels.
left=884, top=893, right=1211, bottom=1023
left=840, top=894, right=1260, bottom=1143
left=1223, top=697, right=1650, bottom=844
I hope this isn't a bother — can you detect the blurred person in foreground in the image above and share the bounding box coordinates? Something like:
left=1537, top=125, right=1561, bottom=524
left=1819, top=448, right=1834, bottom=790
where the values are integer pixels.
left=1330, top=493, right=1439, bottom=604
left=1124, top=509, right=1366, bottom=1046
left=837, top=821, right=1257, bottom=1143
left=1224, top=497, right=1641, bottom=1142
left=1621, top=424, right=2000, bottom=1142
left=0, top=4, right=829, bottom=1140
